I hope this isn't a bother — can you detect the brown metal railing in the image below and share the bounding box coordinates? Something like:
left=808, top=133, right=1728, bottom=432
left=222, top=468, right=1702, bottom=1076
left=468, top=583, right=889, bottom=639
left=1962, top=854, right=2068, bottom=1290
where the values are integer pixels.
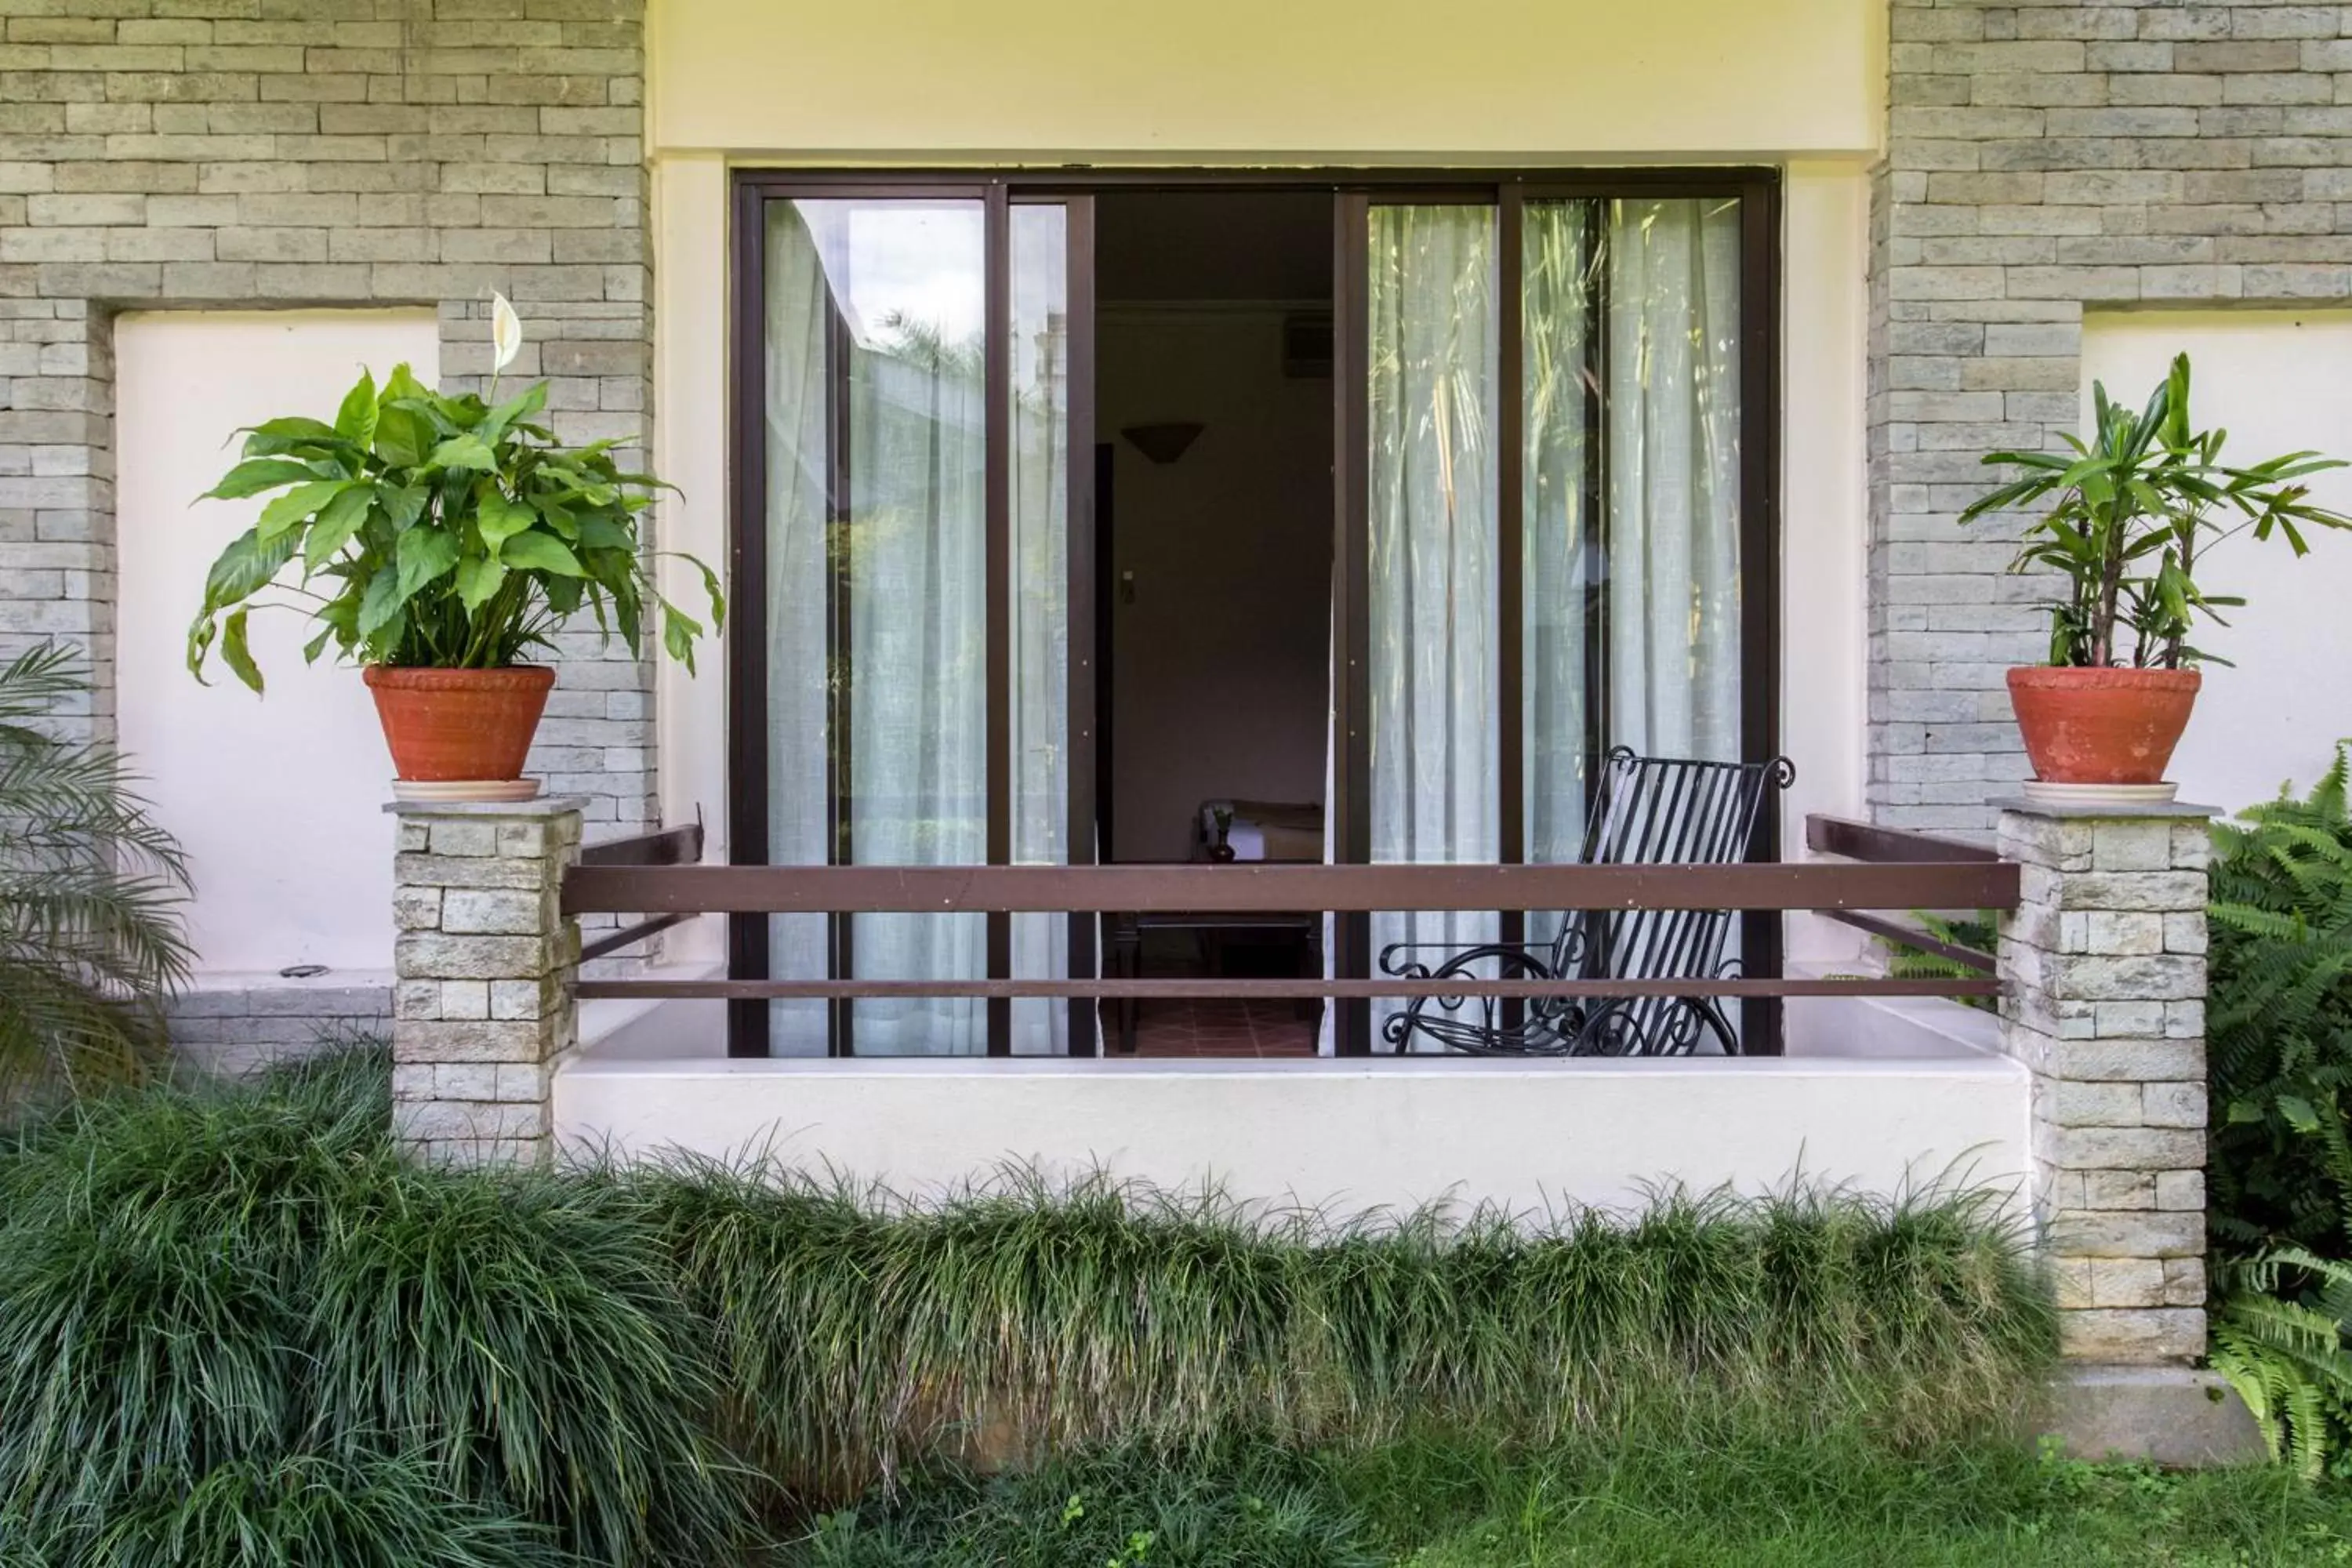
left=1801, top=815, right=2002, bottom=975
left=561, top=829, right=2017, bottom=1006
left=574, top=816, right=705, bottom=964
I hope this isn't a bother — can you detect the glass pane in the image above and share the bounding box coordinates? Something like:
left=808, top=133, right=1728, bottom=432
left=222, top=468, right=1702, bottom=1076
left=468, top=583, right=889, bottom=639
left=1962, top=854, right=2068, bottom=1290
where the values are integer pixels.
left=1601, top=197, right=1742, bottom=763
left=1521, top=196, right=1742, bottom=989
left=1523, top=200, right=1599, bottom=876
left=763, top=198, right=988, bottom=1054
left=1523, top=197, right=1742, bottom=848
left=1010, top=203, right=1071, bottom=1054
left=1366, top=203, right=1499, bottom=1049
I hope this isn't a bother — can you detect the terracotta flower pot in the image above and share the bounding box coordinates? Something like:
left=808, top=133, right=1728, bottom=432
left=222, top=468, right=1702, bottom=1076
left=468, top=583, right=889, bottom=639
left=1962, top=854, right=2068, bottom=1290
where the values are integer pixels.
left=2005, top=666, right=2201, bottom=786
left=362, top=665, right=555, bottom=782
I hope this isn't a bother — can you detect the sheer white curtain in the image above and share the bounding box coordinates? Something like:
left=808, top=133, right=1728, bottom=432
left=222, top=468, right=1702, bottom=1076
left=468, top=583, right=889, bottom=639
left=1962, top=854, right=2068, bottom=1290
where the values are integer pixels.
left=1010, top=205, right=1071, bottom=1054
left=762, top=205, right=833, bottom=1056
left=1604, top=198, right=1743, bottom=762
left=1359, top=198, right=1740, bottom=1040
left=764, top=199, right=989, bottom=1055
left=1521, top=197, right=1742, bottom=881
left=1367, top=205, right=1499, bottom=1047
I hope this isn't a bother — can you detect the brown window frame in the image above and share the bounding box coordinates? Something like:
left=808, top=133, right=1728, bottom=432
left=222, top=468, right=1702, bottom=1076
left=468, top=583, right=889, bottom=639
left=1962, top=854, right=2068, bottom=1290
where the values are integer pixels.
left=727, top=167, right=1783, bottom=1058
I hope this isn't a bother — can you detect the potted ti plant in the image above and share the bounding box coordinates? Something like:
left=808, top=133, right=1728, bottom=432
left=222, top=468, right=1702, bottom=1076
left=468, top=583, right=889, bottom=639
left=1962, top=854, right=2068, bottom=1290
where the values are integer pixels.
left=1960, top=353, right=2350, bottom=797
left=186, top=296, right=722, bottom=799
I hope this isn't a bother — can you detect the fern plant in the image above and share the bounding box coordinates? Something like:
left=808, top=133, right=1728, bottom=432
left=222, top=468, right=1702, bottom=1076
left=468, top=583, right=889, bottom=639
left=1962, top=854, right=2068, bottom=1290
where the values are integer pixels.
left=0, top=645, right=193, bottom=1098
left=2204, top=744, right=2352, bottom=1474
left=2214, top=1242, right=2352, bottom=1478
left=2209, top=743, right=2352, bottom=1252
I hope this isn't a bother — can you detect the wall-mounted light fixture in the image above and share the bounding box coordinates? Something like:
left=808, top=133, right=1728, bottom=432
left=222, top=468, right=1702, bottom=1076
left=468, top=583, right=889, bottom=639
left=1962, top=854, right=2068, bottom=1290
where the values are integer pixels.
left=1120, top=421, right=1203, bottom=464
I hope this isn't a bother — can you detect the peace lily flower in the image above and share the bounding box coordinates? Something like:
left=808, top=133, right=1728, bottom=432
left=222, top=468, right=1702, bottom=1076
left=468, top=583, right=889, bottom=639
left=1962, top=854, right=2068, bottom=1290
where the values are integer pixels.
left=491, top=291, right=523, bottom=377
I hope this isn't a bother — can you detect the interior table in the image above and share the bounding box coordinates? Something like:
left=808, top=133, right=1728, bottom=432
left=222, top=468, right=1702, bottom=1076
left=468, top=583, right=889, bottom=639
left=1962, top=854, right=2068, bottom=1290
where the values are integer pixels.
left=1105, top=909, right=1324, bottom=1054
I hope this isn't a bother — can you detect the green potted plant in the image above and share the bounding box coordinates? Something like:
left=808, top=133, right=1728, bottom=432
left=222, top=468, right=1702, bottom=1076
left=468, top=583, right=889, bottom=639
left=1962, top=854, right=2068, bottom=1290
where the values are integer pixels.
left=187, top=297, right=722, bottom=799
left=1960, top=353, right=2350, bottom=795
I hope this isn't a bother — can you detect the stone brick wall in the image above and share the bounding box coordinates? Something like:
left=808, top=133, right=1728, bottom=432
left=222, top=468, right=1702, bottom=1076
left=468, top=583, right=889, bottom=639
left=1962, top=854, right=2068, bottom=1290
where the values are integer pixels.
left=169, top=975, right=390, bottom=1076
left=0, top=0, right=653, bottom=1047
left=0, top=0, right=653, bottom=836
left=390, top=797, right=579, bottom=1164
left=1873, top=2, right=2352, bottom=831
left=1998, top=802, right=2210, bottom=1364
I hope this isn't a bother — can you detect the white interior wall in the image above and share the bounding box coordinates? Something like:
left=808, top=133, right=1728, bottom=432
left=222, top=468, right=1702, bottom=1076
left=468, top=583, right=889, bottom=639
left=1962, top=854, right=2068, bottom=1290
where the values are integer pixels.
left=2082, top=310, right=2352, bottom=815
left=114, top=310, right=437, bottom=978
left=1103, top=310, right=1333, bottom=862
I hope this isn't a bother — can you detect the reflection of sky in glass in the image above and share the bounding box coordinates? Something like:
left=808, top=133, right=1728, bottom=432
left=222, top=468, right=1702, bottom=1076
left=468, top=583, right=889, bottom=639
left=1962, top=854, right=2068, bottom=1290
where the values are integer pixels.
left=796, top=200, right=985, bottom=350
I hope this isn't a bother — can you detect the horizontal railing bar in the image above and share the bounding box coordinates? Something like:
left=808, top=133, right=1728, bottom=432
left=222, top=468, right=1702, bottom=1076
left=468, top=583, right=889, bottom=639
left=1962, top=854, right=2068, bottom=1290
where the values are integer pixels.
left=578, top=911, right=690, bottom=964
left=578, top=822, right=705, bottom=869
left=563, top=861, right=2020, bottom=916
left=574, top=976, right=2004, bottom=1001
left=1820, top=909, right=1998, bottom=975
left=1803, top=814, right=1998, bottom=866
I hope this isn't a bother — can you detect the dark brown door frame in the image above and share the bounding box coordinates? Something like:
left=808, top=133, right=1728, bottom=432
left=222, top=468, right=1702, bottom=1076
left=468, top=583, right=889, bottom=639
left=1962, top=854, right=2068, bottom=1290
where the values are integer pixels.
left=728, top=167, right=1783, bottom=1060
left=725, top=175, right=770, bottom=1058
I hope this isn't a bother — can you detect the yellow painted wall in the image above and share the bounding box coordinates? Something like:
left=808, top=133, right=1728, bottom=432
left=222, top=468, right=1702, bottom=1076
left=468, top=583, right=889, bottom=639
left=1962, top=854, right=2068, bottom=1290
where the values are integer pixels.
left=648, top=0, right=1886, bottom=161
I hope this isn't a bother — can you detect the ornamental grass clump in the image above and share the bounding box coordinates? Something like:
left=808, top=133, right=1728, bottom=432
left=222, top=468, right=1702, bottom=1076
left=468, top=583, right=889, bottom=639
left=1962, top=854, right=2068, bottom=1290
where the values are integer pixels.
left=0, top=1051, right=752, bottom=1565
left=641, top=1157, right=2053, bottom=1493
left=0, top=1051, right=2054, bottom=1555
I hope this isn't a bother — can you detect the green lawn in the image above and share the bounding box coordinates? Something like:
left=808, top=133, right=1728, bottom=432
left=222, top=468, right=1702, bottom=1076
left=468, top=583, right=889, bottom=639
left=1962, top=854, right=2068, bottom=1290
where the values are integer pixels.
left=792, top=1429, right=2352, bottom=1568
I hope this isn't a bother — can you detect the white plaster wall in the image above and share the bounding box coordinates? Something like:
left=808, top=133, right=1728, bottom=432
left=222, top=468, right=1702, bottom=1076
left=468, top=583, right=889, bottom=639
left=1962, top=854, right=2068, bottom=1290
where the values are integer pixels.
left=114, top=310, right=437, bottom=977
left=2082, top=311, right=2352, bottom=815
left=1782, top=163, right=1873, bottom=962
left=652, top=155, right=730, bottom=964
left=556, top=1052, right=2030, bottom=1217
left=648, top=0, right=1888, bottom=162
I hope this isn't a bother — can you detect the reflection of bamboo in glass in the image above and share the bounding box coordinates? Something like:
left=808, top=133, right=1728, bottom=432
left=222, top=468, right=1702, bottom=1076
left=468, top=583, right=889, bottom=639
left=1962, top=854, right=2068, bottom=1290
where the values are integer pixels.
left=1523, top=200, right=1599, bottom=844
left=1367, top=205, right=1497, bottom=860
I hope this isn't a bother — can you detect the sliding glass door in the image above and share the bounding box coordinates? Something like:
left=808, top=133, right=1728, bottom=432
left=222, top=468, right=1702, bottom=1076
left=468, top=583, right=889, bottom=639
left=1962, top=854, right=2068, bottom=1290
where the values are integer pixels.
left=731, top=186, right=1094, bottom=1058
left=729, top=170, right=1773, bottom=1060
left=1338, top=183, right=1773, bottom=1054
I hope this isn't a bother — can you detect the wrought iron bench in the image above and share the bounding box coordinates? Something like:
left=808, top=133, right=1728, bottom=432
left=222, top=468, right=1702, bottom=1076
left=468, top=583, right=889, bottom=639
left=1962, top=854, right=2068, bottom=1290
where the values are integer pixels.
left=1378, top=748, right=1795, bottom=1057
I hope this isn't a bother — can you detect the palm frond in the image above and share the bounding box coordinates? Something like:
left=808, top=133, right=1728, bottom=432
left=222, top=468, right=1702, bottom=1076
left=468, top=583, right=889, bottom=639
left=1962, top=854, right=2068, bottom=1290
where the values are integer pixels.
left=0, top=645, right=191, bottom=1100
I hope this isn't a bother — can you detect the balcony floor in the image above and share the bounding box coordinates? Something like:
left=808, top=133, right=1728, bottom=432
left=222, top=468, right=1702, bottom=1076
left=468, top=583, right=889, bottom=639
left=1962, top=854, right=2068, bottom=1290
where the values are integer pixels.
left=1131, top=997, right=1319, bottom=1058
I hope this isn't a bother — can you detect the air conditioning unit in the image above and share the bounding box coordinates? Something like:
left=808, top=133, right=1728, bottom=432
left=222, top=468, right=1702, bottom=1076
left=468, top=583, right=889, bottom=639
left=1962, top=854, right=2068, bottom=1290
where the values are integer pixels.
left=1282, top=311, right=1333, bottom=379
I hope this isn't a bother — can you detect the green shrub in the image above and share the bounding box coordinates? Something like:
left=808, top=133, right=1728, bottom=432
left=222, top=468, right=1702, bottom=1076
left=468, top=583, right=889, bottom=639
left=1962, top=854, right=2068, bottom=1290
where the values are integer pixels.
left=2209, top=742, right=2352, bottom=1252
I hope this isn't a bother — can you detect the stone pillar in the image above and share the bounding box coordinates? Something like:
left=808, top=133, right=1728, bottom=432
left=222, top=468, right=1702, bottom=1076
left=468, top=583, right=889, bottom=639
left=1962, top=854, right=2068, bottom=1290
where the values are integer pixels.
left=1996, top=800, right=2211, bottom=1366
left=389, top=798, right=583, bottom=1167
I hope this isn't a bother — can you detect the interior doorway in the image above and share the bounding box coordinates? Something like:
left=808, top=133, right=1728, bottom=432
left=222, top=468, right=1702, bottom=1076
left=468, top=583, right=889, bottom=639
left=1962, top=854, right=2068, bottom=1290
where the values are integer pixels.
left=1094, top=191, right=1334, bottom=1054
